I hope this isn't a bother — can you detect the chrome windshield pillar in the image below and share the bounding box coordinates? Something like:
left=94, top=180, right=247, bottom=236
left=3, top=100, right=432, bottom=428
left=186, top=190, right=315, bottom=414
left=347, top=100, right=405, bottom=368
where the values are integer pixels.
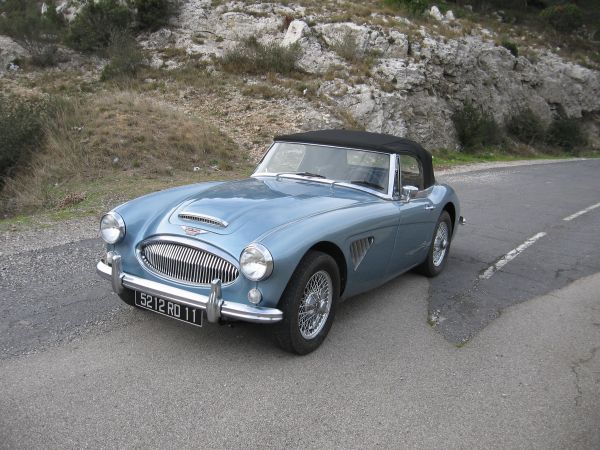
left=206, top=279, right=223, bottom=323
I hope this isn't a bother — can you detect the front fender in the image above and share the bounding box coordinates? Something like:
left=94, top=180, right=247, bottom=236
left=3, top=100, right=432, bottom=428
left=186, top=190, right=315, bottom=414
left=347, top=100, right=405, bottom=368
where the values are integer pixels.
left=255, top=201, right=399, bottom=305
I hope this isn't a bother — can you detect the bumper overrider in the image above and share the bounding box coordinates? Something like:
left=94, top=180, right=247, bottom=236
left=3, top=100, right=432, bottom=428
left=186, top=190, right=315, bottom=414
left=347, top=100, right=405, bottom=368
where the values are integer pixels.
left=96, top=255, right=283, bottom=324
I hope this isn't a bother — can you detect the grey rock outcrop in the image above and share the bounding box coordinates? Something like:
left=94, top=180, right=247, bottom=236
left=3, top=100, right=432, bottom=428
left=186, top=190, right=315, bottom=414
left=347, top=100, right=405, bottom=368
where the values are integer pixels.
left=310, top=30, right=600, bottom=148
left=150, top=0, right=600, bottom=149
left=0, top=36, right=29, bottom=73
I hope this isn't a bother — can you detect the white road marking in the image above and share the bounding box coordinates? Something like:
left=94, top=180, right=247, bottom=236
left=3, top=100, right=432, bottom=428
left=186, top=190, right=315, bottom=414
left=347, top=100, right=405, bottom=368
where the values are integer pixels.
left=563, top=202, right=600, bottom=222
left=479, top=232, right=547, bottom=280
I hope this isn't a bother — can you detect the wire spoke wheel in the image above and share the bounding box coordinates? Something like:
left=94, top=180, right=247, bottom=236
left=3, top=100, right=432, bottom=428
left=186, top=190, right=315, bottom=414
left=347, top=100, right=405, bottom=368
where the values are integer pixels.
left=432, top=221, right=449, bottom=267
left=297, top=270, right=333, bottom=340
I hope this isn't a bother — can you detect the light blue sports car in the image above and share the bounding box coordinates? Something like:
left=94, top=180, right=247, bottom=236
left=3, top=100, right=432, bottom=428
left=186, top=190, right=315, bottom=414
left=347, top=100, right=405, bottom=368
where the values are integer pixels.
left=97, top=130, right=463, bottom=354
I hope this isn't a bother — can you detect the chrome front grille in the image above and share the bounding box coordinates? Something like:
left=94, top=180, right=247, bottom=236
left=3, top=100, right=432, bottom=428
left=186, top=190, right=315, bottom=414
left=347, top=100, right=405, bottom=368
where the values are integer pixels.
left=140, top=241, right=239, bottom=285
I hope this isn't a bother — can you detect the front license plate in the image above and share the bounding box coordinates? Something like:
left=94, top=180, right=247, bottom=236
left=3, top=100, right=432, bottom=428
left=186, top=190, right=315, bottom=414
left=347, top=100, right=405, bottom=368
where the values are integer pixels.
left=135, top=291, right=203, bottom=327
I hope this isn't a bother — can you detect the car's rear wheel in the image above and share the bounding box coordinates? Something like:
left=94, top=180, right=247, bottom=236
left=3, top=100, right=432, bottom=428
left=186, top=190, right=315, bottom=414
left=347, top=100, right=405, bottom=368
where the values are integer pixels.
left=416, top=210, right=452, bottom=277
left=273, top=251, right=339, bottom=355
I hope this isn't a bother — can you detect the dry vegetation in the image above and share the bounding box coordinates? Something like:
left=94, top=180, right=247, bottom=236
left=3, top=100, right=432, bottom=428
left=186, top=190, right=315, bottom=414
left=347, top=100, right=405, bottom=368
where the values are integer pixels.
left=1, top=91, right=240, bottom=215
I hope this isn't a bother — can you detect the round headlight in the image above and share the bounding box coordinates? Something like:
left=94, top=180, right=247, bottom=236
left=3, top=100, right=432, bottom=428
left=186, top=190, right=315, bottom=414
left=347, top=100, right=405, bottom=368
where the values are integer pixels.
left=240, top=243, right=273, bottom=281
left=100, top=212, right=126, bottom=244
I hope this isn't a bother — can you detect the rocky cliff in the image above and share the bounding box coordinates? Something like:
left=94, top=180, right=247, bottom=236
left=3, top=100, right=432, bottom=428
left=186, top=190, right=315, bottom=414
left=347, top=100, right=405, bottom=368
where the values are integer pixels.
left=142, top=0, right=600, bottom=150
left=2, top=0, right=599, bottom=152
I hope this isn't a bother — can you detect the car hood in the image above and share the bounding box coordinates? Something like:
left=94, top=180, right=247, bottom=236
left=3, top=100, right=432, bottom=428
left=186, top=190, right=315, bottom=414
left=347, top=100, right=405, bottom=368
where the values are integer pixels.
left=169, top=177, right=377, bottom=239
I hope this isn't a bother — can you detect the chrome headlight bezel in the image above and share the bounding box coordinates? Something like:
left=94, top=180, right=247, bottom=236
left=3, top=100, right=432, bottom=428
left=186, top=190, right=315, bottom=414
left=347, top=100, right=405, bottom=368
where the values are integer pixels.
left=100, top=212, right=126, bottom=244
left=239, top=243, right=273, bottom=281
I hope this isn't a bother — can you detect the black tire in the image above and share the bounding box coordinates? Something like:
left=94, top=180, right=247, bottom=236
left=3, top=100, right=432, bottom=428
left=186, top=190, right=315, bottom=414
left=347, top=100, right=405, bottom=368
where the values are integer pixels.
left=273, top=251, right=340, bottom=355
left=118, top=288, right=136, bottom=306
left=416, top=210, right=452, bottom=277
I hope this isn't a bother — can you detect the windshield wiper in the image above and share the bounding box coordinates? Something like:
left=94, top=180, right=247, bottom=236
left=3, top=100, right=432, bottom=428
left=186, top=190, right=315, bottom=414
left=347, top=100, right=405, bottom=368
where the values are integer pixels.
left=295, top=172, right=326, bottom=179
left=275, top=172, right=326, bottom=179
left=350, top=180, right=384, bottom=191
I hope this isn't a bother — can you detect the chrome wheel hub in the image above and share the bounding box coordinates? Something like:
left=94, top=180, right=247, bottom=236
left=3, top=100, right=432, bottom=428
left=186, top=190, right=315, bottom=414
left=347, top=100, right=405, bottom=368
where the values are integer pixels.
left=298, top=270, right=333, bottom=340
left=433, top=222, right=449, bottom=267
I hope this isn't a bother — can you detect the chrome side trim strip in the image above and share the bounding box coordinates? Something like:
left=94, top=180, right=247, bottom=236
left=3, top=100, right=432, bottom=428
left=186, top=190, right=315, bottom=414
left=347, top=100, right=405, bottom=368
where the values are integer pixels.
left=96, top=260, right=282, bottom=324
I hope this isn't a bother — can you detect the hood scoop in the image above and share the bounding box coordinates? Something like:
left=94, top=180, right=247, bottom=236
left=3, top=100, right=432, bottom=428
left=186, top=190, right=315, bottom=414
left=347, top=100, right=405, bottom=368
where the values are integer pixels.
left=178, top=212, right=229, bottom=228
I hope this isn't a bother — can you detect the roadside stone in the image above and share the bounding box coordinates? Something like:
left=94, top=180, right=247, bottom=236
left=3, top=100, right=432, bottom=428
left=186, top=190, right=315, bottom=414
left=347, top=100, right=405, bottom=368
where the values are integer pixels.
left=282, top=20, right=310, bottom=47
left=429, top=6, right=444, bottom=22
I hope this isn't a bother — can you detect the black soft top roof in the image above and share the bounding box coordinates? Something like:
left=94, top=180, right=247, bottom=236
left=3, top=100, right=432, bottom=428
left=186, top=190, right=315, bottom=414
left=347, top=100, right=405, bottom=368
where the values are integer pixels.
left=275, top=130, right=435, bottom=188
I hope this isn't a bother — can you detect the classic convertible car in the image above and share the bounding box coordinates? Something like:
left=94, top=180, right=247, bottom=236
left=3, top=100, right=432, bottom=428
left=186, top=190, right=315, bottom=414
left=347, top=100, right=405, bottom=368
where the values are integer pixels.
left=97, top=130, right=463, bottom=354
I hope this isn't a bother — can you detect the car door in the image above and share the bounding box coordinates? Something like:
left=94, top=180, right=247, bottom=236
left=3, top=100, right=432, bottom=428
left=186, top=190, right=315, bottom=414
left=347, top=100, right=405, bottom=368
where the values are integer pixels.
left=387, top=154, right=438, bottom=276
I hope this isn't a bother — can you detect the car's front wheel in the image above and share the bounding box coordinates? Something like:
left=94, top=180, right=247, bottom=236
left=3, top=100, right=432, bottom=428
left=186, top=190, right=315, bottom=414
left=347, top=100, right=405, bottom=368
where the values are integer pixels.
left=416, top=210, right=452, bottom=277
left=273, top=251, right=340, bottom=355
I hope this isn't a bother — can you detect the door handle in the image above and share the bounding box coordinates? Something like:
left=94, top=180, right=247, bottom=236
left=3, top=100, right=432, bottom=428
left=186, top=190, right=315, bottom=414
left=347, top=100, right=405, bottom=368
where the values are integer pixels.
left=424, top=205, right=436, bottom=211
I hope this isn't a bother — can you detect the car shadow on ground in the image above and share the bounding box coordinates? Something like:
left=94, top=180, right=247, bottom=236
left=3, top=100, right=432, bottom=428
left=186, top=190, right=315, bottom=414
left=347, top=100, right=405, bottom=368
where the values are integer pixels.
left=122, top=273, right=431, bottom=358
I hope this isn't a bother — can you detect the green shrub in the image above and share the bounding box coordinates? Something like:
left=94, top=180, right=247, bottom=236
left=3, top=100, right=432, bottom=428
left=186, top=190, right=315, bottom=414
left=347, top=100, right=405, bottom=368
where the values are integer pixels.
left=101, top=31, right=145, bottom=81
left=134, top=0, right=174, bottom=30
left=30, top=44, right=61, bottom=67
left=506, top=108, right=544, bottom=145
left=332, top=31, right=362, bottom=63
left=0, top=0, right=65, bottom=66
left=67, top=0, right=133, bottom=52
left=220, top=37, right=302, bottom=75
left=383, top=0, right=430, bottom=15
left=546, top=117, right=586, bottom=152
left=0, top=95, right=45, bottom=184
left=501, top=39, right=519, bottom=57
left=453, top=102, right=503, bottom=152
left=540, top=4, right=584, bottom=33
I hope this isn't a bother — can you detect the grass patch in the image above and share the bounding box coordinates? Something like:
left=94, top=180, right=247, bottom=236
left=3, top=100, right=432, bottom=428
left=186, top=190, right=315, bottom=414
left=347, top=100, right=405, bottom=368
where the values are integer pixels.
left=134, top=0, right=176, bottom=31
left=67, top=0, right=133, bottom=52
left=500, top=39, right=518, bottom=57
left=0, top=91, right=240, bottom=216
left=241, top=83, right=286, bottom=100
left=220, top=36, right=302, bottom=75
left=546, top=117, right=587, bottom=153
left=383, top=0, right=431, bottom=15
left=453, top=102, right=503, bottom=153
left=431, top=147, right=580, bottom=168
left=506, top=108, right=544, bottom=146
left=0, top=93, right=48, bottom=185
left=100, top=31, right=146, bottom=81
left=0, top=166, right=253, bottom=229
left=0, top=0, right=66, bottom=67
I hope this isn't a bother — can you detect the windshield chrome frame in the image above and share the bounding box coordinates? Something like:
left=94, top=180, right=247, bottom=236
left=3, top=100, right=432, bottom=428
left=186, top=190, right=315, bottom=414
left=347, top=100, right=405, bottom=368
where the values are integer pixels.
left=252, top=142, right=397, bottom=200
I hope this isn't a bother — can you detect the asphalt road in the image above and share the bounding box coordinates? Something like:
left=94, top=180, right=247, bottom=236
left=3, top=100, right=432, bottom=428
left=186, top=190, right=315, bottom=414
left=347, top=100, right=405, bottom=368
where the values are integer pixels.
left=1, top=160, right=599, bottom=449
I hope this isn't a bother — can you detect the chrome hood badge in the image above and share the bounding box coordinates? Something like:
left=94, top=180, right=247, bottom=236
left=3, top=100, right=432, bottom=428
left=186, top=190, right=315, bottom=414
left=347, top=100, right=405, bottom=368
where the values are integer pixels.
left=181, top=226, right=208, bottom=236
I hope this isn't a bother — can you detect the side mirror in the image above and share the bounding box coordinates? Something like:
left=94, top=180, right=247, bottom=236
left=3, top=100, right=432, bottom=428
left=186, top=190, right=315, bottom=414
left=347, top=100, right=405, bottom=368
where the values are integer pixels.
left=401, top=185, right=418, bottom=202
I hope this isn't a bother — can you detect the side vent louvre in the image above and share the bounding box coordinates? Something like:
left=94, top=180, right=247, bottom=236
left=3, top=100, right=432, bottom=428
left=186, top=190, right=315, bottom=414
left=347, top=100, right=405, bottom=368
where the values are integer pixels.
left=350, top=237, right=374, bottom=270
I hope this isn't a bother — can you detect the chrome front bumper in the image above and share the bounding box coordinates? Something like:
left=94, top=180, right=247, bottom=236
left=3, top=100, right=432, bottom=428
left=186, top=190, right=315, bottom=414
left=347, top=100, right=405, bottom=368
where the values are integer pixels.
left=96, top=255, right=283, bottom=324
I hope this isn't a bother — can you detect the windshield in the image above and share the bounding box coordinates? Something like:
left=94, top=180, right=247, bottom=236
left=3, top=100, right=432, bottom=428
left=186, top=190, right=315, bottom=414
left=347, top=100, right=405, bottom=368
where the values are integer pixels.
left=254, top=142, right=391, bottom=194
